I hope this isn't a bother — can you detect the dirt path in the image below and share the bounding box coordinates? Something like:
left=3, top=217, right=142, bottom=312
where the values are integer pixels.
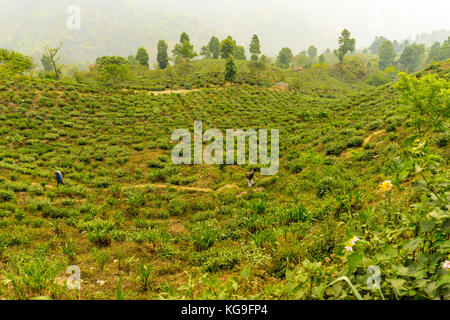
left=363, top=130, right=385, bottom=146
left=341, top=129, right=385, bottom=159
left=216, top=184, right=239, bottom=192
left=132, top=183, right=213, bottom=193
left=133, top=183, right=239, bottom=193
left=40, top=180, right=239, bottom=194
left=147, top=88, right=203, bottom=95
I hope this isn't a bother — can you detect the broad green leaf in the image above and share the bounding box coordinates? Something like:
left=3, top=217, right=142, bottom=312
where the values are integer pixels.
left=347, top=252, right=363, bottom=273
left=404, top=135, right=419, bottom=148
left=329, top=276, right=363, bottom=300
left=401, top=237, right=423, bottom=253
left=390, top=278, right=407, bottom=296
left=436, top=273, right=450, bottom=288
left=419, top=219, right=436, bottom=232
left=440, top=218, right=450, bottom=231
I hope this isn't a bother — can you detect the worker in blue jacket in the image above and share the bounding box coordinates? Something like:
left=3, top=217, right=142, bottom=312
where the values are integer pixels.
left=53, top=170, right=64, bottom=186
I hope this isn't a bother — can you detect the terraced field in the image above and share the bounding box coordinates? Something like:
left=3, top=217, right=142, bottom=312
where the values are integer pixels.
left=0, top=61, right=448, bottom=300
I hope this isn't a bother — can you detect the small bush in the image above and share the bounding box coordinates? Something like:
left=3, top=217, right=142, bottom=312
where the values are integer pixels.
left=0, top=189, right=16, bottom=202
left=325, top=143, right=344, bottom=156
left=316, top=177, right=334, bottom=198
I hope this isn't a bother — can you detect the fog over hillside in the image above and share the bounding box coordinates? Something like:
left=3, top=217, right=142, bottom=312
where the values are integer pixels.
left=1, top=0, right=449, bottom=65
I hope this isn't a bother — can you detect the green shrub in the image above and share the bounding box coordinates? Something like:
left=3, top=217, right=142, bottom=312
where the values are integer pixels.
left=189, top=222, right=219, bottom=251
left=168, top=198, right=187, bottom=216
left=325, top=143, right=344, bottom=156
left=191, top=247, right=241, bottom=272
left=434, top=132, right=449, bottom=148
left=92, top=177, right=112, bottom=189
left=346, top=136, right=363, bottom=148
left=146, top=160, right=165, bottom=169
left=83, top=219, right=115, bottom=246
left=289, top=159, right=304, bottom=173
left=0, top=189, right=16, bottom=202
left=279, top=204, right=310, bottom=225
left=316, top=177, right=334, bottom=198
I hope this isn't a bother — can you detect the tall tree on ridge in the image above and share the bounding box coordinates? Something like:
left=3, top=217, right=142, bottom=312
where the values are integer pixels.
left=44, top=43, right=63, bottom=79
left=208, top=36, right=220, bottom=59
left=224, top=56, right=237, bottom=82
left=307, top=45, right=318, bottom=58
left=378, top=40, right=396, bottom=70
left=249, top=34, right=261, bottom=61
left=333, top=29, right=356, bottom=63
left=136, top=47, right=149, bottom=67
left=220, top=36, right=236, bottom=59
left=157, top=40, right=169, bottom=69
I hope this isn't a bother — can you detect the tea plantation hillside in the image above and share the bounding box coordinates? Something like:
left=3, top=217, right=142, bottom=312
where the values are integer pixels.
left=0, top=61, right=448, bottom=300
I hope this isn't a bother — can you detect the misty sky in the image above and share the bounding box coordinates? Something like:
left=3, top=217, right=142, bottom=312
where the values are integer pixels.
left=158, top=0, right=450, bottom=48
left=1, top=0, right=449, bottom=63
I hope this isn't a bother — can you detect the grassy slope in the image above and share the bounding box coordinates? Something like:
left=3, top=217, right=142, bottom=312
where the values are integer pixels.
left=0, top=61, right=448, bottom=299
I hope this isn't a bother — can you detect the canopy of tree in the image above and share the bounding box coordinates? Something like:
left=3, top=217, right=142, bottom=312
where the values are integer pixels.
left=0, top=49, right=34, bottom=76
left=277, top=47, right=293, bottom=69
left=334, top=29, right=356, bottom=63
left=249, top=34, right=261, bottom=61
left=220, top=36, right=236, bottom=59
left=378, top=40, right=396, bottom=70
left=136, top=47, right=149, bottom=67
left=157, top=40, right=169, bottom=69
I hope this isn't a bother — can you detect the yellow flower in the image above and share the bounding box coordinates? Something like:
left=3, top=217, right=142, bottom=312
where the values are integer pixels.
left=379, top=180, right=392, bottom=192
left=345, top=236, right=360, bottom=252
left=349, top=236, right=360, bottom=246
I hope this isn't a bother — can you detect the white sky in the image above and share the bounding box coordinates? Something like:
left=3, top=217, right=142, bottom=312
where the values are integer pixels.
left=154, top=0, right=450, bottom=51
left=295, top=0, right=450, bottom=43
left=2, top=0, right=449, bottom=60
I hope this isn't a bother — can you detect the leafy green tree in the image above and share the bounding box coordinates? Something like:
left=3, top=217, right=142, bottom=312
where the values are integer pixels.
left=41, top=54, right=53, bottom=71
left=234, top=46, right=246, bottom=60
left=0, top=49, right=34, bottom=76
left=366, top=66, right=397, bottom=86
left=426, top=42, right=440, bottom=63
left=395, top=72, right=449, bottom=135
left=248, top=60, right=266, bottom=83
left=393, top=39, right=410, bottom=53
left=136, top=47, right=149, bottom=67
left=220, top=36, right=236, bottom=59
left=200, top=45, right=212, bottom=59
left=276, top=47, right=293, bottom=69
left=157, top=40, right=169, bottom=69
left=96, top=56, right=130, bottom=87
left=180, top=32, right=190, bottom=43
left=173, top=42, right=197, bottom=60
left=127, top=55, right=139, bottom=65
left=369, top=36, right=388, bottom=54
left=398, top=43, right=425, bottom=73
left=208, top=36, right=220, bottom=59
left=333, top=29, right=356, bottom=63
left=260, top=55, right=270, bottom=64
left=319, top=54, right=325, bottom=64
left=44, top=43, right=63, bottom=79
left=437, top=37, right=450, bottom=61
left=293, top=52, right=313, bottom=69
left=224, top=56, right=237, bottom=82
left=249, top=34, right=261, bottom=61
left=378, top=40, right=396, bottom=70
left=172, top=32, right=197, bottom=59
left=307, top=45, right=317, bottom=58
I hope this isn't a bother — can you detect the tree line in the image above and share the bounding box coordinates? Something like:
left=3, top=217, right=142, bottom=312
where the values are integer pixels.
left=2, top=29, right=449, bottom=85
